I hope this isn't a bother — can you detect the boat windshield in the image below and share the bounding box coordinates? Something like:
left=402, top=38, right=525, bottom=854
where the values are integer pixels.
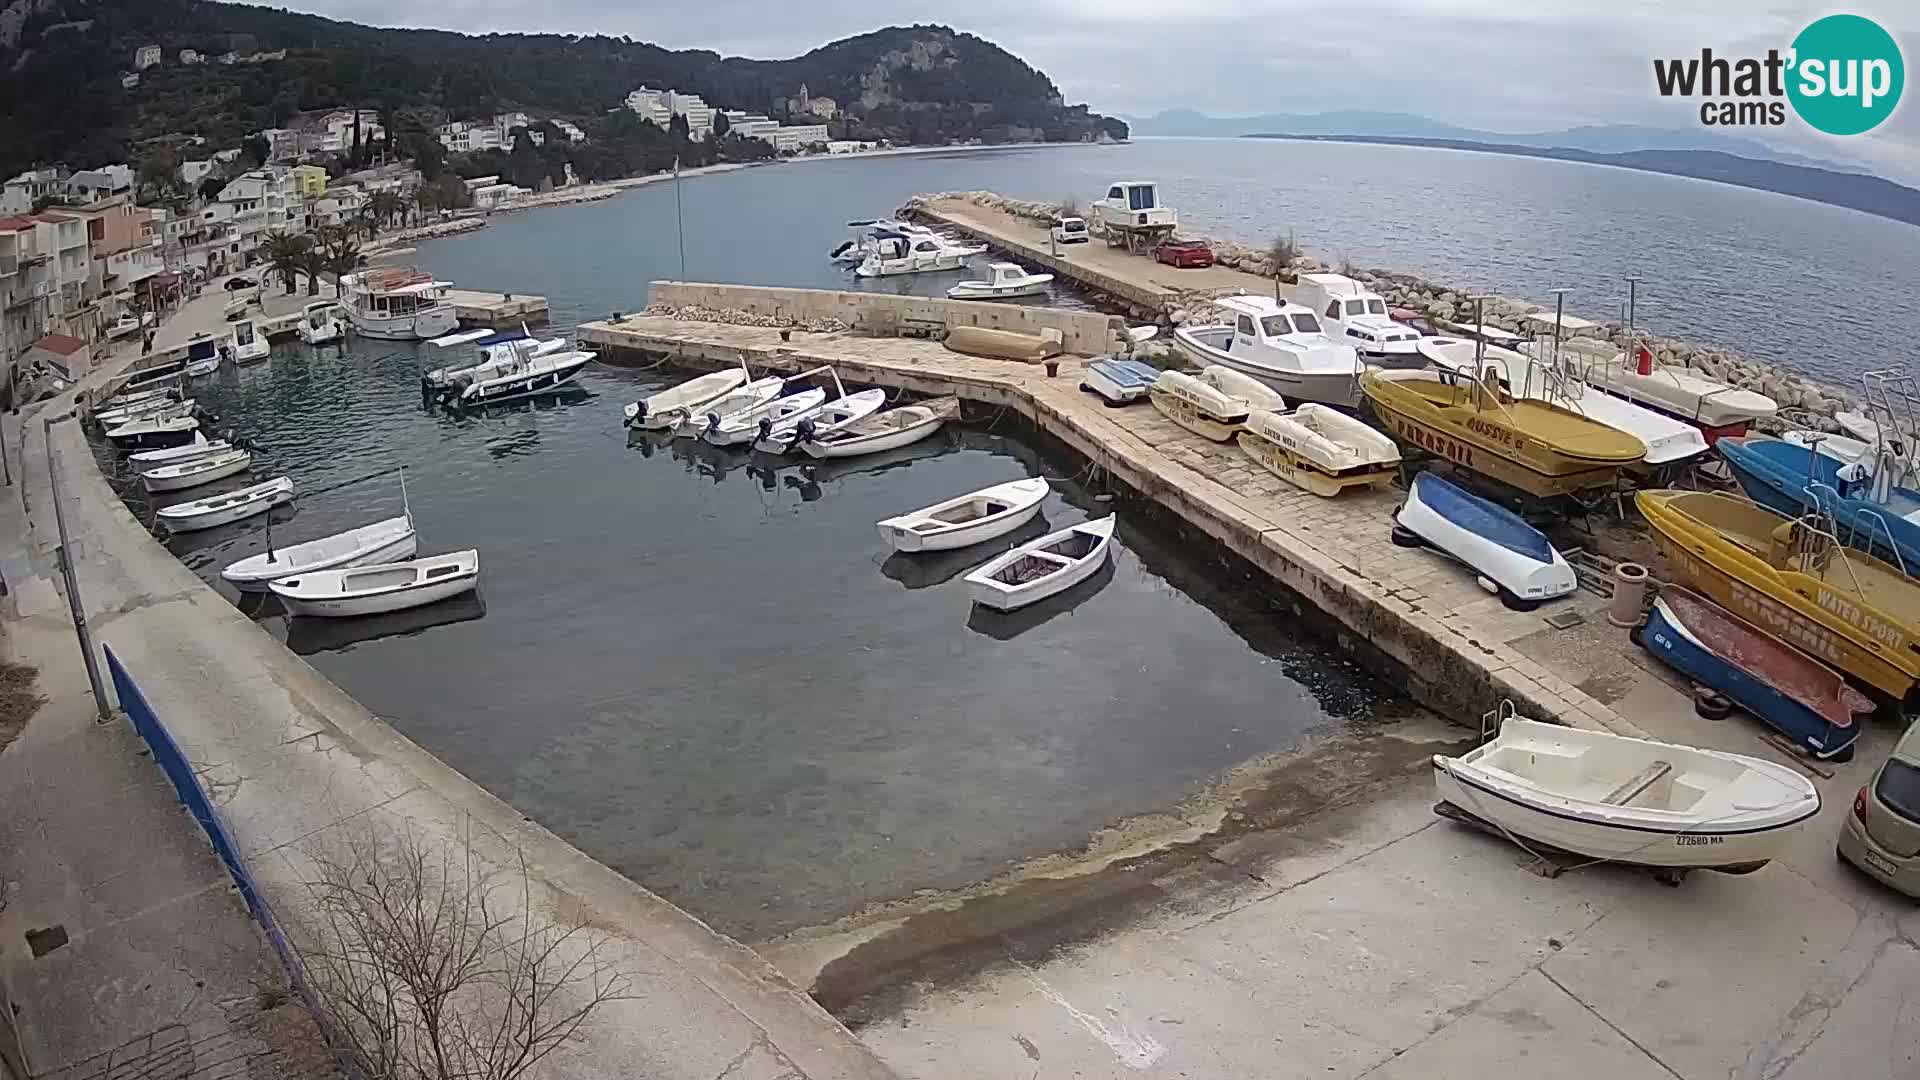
left=1260, top=316, right=1291, bottom=337
left=1367, top=299, right=1387, bottom=315
left=1344, top=301, right=1365, bottom=316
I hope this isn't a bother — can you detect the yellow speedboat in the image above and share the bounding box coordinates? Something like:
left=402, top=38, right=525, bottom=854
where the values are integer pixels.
left=1637, top=489, right=1920, bottom=705
left=1361, top=368, right=1644, bottom=496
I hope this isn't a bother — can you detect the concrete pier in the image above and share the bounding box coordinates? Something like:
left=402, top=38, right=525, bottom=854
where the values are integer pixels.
left=579, top=312, right=1646, bottom=738
left=444, top=287, right=549, bottom=328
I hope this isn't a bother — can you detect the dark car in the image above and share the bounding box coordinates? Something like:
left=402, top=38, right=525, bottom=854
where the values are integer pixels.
left=1153, top=240, right=1214, bottom=269
left=224, top=276, right=257, bottom=291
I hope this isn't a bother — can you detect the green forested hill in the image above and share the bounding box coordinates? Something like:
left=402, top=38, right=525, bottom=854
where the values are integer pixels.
left=0, top=0, right=1125, bottom=177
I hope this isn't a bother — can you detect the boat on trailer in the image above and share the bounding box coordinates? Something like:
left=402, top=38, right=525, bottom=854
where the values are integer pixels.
left=1171, top=295, right=1364, bottom=409
left=1148, top=370, right=1250, bottom=442
left=1393, top=470, right=1576, bottom=609
left=156, top=476, right=294, bottom=533
left=1433, top=716, right=1820, bottom=875
left=798, top=397, right=956, bottom=459
left=1238, top=405, right=1400, bottom=497
left=964, top=516, right=1116, bottom=611
left=1081, top=358, right=1160, bottom=405
left=878, top=478, right=1050, bottom=553
left=270, top=549, right=479, bottom=618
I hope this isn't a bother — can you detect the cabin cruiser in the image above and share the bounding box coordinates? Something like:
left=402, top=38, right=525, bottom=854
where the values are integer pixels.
left=1294, top=274, right=1422, bottom=365
left=947, top=262, right=1053, bottom=300
left=229, top=317, right=268, bottom=365
left=423, top=329, right=569, bottom=394
left=1172, top=295, right=1363, bottom=408
left=297, top=301, right=344, bottom=345
left=853, top=228, right=984, bottom=278
left=342, top=267, right=458, bottom=341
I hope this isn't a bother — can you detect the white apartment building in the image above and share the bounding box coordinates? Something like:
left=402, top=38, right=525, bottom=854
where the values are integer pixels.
left=1, top=169, right=66, bottom=214
left=553, top=120, right=586, bottom=143
left=0, top=215, right=57, bottom=388
left=215, top=170, right=302, bottom=260
left=722, top=111, right=780, bottom=140
left=625, top=87, right=713, bottom=139
left=66, top=165, right=133, bottom=202
left=624, top=87, right=671, bottom=127
left=133, top=44, right=161, bottom=70
left=179, top=160, right=216, bottom=188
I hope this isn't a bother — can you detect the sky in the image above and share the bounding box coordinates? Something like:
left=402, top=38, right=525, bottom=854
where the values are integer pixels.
left=273, top=1, right=1918, bottom=180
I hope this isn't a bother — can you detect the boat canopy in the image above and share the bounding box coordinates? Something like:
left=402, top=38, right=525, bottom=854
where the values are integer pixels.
left=1523, top=311, right=1600, bottom=333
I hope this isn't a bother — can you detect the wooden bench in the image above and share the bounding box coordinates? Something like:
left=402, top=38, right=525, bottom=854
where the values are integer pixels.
left=1601, top=760, right=1673, bottom=806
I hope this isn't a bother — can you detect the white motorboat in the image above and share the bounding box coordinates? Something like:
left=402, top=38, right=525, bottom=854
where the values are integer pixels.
left=673, top=378, right=787, bottom=439
left=1834, top=409, right=1889, bottom=448
left=704, top=387, right=827, bottom=447
left=878, top=477, right=1050, bottom=553
left=1433, top=716, right=1820, bottom=874
left=107, top=415, right=200, bottom=450
left=853, top=228, right=982, bottom=278
left=130, top=435, right=230, bottom=473
left=1148, top=369, right=1250, bottom=442
left=799, top=397, right=957, bottom=459
left=230, top=318, right=269, bottom=365
left=222, top=515, right=419, bottom=593
left=269, top=549, right=479, bottom=618
left=140, top=448, right=252, bottom=494
left=424, top=331, right=569, bottom=391
left=453, top=345, right=594, bottom=406
left=296, top=301, right=344, bottom=346
left=1196, top=365, right=1288, bottom=413
left=1172, top=296, right=1363, bottom=408
left=184, top=355, right=221, bottom=378
left=1580, top=347, right=1777, bottom=437
left=829, top=219, right=946, bottom=264
left=156, top=476, right=294, bottom=532
left=947, top=262, right=1054, bottom=301
left=1238, top=405, right=1400, bottom=497
left=1294, top=274, right=1423, bottom=364
left=1393, top=470, right=1575, bottom=609
left=106, top=311, right=154, bottom=340
left=755, top=388, right=887, bottom=454
left=1081, top=359, right=1161, bottom=405
left=624, top=368, right=751, bottom=429
left=964, top=516, right=1116, bottom=612
left=342, top=267, right=458, bottom=341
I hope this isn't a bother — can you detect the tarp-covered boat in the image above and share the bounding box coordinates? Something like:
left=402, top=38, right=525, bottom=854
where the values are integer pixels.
left=1394, top=471, right=1576, bottom=608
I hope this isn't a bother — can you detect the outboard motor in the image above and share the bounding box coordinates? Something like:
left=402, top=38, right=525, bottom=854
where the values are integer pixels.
left=829, top=239, right=853, bottom=259
left=702, top=411, right=720, bottom=437
left=630, top=398, right=648, bottom=426
left=756, top=415, right=775, bottom=446
left=794, top=417, right=817, bottom=444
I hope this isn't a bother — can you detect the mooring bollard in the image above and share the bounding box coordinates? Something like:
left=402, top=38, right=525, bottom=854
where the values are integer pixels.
left=1044, top=359, right=1060, bottom=378
left=1608, top=562, right=1650, bottom=628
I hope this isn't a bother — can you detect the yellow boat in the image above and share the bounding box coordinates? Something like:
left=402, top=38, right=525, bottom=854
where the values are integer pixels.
left=1361, top=368, right=1644, bottom=496
left=1637, top=489, right=1920, bottom=705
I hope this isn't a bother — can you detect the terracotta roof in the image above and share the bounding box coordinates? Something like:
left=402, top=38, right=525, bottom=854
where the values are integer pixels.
left=31, top=211, right=77, bottom=223
left=0, top=214, right=37, bottom=231
left=31, top=334, right=86, bottom=356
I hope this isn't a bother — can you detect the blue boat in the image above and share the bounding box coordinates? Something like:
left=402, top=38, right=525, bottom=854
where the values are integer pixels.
left=1081, top=358, right=1161, bottom=405
left=1640, top=586, right=1869, bottom=761
left=1717, top=435, right=1920, bottom=571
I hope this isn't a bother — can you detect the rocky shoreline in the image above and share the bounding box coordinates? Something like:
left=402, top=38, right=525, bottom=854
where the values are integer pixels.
left=906, top=191, right=1861, bottom=427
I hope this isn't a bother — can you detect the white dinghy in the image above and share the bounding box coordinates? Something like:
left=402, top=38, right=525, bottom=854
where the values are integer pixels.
left=107, top=415, right=201, bottom=451
left=878, top=477, right=1050, bottom=553
left=964, top=516, right=1116, bottom=611
left=754, top=387, right=887, bottom=454
left=672, top=377, right=786, bottom=439
left=270, top=549, right=479, bottom=619
left=799, top=397, right=958, bottom=459
left=1149, top=369, right=1251, bottom=442
left=1433, top=716, right=1820, bottom=874
left=1238, top=405, right=1401, bottom=497
left=130, top=435, right=231, bottom=474
left=224, top=516, right=419, bottom=593
left=1197, top=365, right=1288, bottom=413
left=624, top=366, right=751, bottom=429
left=156, top=476, right=294, bottom=533
left=140, top=447, right=252, bottom=494
left=704, top=387, right=827, bottom=447
left=96, top=394, right=186, bottom=428
left=947, top=262, right=1054, bottom=300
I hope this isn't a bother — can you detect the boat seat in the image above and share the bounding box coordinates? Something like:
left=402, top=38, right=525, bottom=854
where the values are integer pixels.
left=1601, top=760, right=1673, bottom=806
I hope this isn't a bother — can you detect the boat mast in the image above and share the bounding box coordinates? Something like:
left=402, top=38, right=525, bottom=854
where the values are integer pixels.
left=400, top=465, right=411, bottom=527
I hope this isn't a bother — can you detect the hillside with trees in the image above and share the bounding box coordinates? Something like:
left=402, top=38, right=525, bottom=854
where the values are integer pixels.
left=0, top=0, right=1127, bottom=178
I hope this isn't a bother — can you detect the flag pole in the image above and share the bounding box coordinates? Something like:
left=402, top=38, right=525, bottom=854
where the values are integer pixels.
left=674, top=156, right=687, bottom=280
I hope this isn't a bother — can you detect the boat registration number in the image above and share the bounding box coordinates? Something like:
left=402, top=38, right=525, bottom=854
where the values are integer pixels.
left=1862, top=850, right=1898, bottom=876
left=1675, top=834, right=1724, bottom=847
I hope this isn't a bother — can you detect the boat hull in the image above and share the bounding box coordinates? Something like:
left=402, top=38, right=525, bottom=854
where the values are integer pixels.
left=140, top=452, right=251, bottom=493
left=947, top=281, right=1049, bottom=300
left=350, top=307, right=458, bottom=341
left=276, top=568, right=477, bottom=618
left=1171, top=328, right=1361, bottom=409
left=964, top=519, right=1115, bottom=611
left=1396, top=472, right=1576, bottom=603
left=1717, top=436, right=1920, bottom=571
left=298, top=323, right=343, bottom=345
left=157, top=485, right=294, bottom=533
left=1236, top=428, right=1393, bottom=497
left=225, top=529, right=419, bottom=593
left=459, top=356, right=590, bottom=406
left=109, top=424, right=200, bottom=451
left=799, top=413, right=946, bottom=459
left=879, top=479, right=1049, bottom=553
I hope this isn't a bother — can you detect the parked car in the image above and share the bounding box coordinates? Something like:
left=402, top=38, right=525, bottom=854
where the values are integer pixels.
left=1051, top=216, right=1089, bottom=244
left=1153, top=240, right=1214, bottom=269
left=1837, top=722, right=1920, bottom=896
left=224, top=275, right=257, bottom=291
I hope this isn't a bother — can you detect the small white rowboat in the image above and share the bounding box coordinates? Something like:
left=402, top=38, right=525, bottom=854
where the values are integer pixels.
left=108, top=416, right=201, bottom=451
left=222, top=515, right=419, bottom=593
left=1237, top=405, right=1401, bottom=497
left=755, top=388, right=887, bottom=454
left=800, top=397, right=958, bottom=459
left=130, top=436, right=229, bottom=473
left=878, top=477, right=1050, bottom=553
left=624, top=368, right=750, bottom=429
left=964, top=516, right=1116, bottom=611
left=704, top=388, right=827, bottom=447
left=1149, top=370, right=1250, bottom=442
left=140, top=448, right=252, bottom=494
left=1433, top=717, right=1819, bottom=873
left=946, top=262, right=1054, bottom=301
left=269, top=549, right=479, bottom=619
left=156, top=476, right=294, bottom=533
left=671, top=377, right=785, bottom=438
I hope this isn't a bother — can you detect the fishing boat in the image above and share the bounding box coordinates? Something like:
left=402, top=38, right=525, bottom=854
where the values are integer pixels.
left=623, top=367, right=752, bottom=429
left=1238, top=405, right=1400, bottom=497
left=1360, top=368, right=1644, bottom=497
left=673, top=378, right=787, bottom=439
left=878, top=478, right=1050, bottom=553
left=222, top=515, right=419, bottom=593
left=140, top=448, right=252, bottom=494
left=106, top=415, right=200, bottom=451
left=1171, top=296, right=1363, bottom=408
left=156, top=476, right=294, bottom=533
left=1393, top=471, right=1576, bottom=608
left=1636, top=489, right=1920, bottom=705
left=296, top=301, right=343, bottom=346
left=1149, top=370, right=1251, bottom=442
left=1580, top=346, right=1777, bottom=441
left=130, top=435, right=231, bottom=474
left=342, top=267, right=458, bottom=341
left=964, top=516, right=1116, bottom=611
left=1716, top=435, right=1920, bottom=571
left=270, top=549, right=479, bottom=619
left=1433, top=717, right=1820, bottom=874
left=230, top=318, right=268, bottom=365
left=704, top=387, right=827, bottom=447
left=753, top=388, right=886, bottom=454
left=451, top=344, right=594, bottom=406
left=946, top=262, right=1054, bottom=300
left=1639, top=587, right=1868, bottom=760
left=1294, top=273, right=1424, bottom=364
left=798, top=397, right=956, bottom=459
left=1197, top=365, right=1288, bottom=413
left=1081, top=358, right=1161, bottom=405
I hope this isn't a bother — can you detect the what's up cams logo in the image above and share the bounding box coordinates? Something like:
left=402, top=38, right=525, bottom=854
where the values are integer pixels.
left=1653, top=14, right=1904, bottom=135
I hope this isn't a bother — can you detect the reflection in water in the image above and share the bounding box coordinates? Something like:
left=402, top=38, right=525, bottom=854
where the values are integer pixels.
left=879, top=514, right=1051, bottom=590
left=284, top=592, right=489, bottom=656
left=964, top=557, right=1116, bottom=641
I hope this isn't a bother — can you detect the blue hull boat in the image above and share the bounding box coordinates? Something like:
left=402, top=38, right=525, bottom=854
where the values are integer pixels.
left=1082, top=358, right=1161, bottom=405
left=1640, top=586, right=1868, bottom=761
left=1717, top=435, right=1920, bottom=571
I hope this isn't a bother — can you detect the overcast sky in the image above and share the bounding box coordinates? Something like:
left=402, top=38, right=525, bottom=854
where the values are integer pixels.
left=276, top=1, right=1918, bottom=179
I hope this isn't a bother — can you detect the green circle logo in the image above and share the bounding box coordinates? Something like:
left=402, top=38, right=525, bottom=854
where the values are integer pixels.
left=1788, top=14, right=1904, bottom=135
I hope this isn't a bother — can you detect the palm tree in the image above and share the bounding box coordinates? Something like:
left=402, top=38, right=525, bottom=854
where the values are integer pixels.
left=368, top=190, right=405, bottom=230
left=262, top=232, right=313, bottom=294
left=296, top=247, right=329, bottom=295
left=316, top=224, right=363, bottom=280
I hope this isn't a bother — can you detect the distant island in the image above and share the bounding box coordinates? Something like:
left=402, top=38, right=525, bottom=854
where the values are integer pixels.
left=1245, top=133, right=1920, bottom=229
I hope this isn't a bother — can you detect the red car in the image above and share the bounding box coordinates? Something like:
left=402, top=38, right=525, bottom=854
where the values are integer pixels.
left=1153, top=240, right=1214, bottom=268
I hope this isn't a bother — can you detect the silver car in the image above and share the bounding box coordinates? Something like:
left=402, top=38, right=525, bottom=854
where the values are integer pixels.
left=1838, top=722, right=1920, bottom=897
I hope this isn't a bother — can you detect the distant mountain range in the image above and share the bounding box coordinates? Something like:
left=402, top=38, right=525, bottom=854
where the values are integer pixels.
left=1125, top=109, right=1865, bottom=174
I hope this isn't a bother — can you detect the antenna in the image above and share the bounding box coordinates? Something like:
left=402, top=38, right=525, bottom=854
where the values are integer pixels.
left=400, top=465, right=411, bottom=526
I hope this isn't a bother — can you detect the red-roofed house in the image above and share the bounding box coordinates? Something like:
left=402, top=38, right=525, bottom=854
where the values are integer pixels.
left=1, top=214, right=58, bottom=400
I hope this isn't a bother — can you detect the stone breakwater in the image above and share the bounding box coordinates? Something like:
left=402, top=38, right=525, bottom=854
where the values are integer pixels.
left=906, top=191, right=1862, bottom=426
left=365, top=216, right=488, bottom=251
left=635, top=302, right=851, bottom=334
